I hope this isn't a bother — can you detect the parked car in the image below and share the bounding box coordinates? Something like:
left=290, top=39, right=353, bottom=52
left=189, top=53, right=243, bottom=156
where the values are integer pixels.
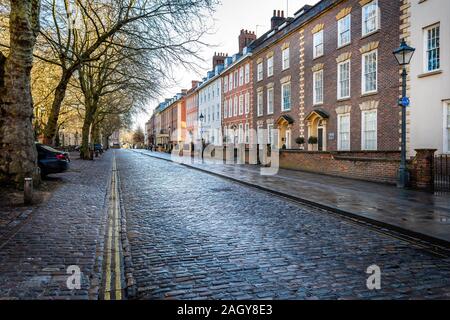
left=36, top=143, right=70, bottom=176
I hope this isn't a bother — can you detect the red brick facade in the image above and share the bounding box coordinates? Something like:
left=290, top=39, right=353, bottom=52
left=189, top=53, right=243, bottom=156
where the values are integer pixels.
left=252, top=0, right=401, bottom=152
left=222, top=54, right=254, bottom=145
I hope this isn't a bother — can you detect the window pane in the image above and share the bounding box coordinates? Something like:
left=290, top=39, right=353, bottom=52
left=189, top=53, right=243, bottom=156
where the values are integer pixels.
left=364, top=51, right=377, bottom=93
left=426, top=25, right=440, bottom=71
left=268, top=89, right=274, bottom=114
left=282, top=83, right=291, bottom=111
left=363, top=111, right=377, bottom=150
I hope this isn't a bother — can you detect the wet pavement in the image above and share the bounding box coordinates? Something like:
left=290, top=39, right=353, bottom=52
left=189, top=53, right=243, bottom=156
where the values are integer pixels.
left=118, top=150, right=450, bottom=300
left=0, top=152, right=112, bottom=299
left=136, top=150, right=450, bottom=246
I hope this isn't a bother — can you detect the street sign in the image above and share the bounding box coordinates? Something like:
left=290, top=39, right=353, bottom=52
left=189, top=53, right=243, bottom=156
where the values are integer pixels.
left=399, top=97, right=410, bottom=107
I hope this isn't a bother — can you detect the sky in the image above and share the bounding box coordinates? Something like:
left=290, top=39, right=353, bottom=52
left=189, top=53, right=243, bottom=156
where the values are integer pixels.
left=133, top=0, right=320, bottom=130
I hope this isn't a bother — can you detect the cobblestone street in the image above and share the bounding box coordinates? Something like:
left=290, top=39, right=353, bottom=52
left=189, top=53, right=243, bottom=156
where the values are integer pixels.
left=0, top=152, right=112, bottom=299
left=117, top=150, right=450, bottom=300
left=1, top=149, right=450, bottom=300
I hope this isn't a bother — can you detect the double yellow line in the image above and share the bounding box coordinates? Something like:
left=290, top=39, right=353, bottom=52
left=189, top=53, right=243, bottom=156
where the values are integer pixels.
left=104, top=154, right=123, bottom=300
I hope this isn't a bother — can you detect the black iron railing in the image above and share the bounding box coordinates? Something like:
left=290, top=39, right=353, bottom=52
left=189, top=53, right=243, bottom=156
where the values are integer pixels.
left=435, top=154, right=450, bottom=192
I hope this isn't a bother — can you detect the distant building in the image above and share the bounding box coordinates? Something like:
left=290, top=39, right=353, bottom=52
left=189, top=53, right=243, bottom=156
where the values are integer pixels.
left=185, top=80, right=201, bottom=145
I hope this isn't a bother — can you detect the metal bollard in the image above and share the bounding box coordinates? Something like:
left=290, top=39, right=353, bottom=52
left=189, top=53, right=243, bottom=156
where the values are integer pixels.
left=24, top=177, right=33, bottom=205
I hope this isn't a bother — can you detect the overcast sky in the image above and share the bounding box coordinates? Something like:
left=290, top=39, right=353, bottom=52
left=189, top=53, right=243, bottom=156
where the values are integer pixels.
left=134, top=0, right=320, bottom=129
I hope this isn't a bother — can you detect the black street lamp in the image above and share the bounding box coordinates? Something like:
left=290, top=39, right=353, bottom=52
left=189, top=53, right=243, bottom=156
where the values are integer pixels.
left=199, top=113, right=205, bottom=160
left=393, top=40, right=415, bottom=188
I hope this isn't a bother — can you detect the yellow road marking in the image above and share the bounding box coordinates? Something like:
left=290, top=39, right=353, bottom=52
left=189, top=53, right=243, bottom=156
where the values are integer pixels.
left=103, top=154, right=123, bottom=300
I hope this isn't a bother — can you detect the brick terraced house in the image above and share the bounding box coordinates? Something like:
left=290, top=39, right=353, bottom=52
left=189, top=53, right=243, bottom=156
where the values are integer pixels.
left=222, top=30, right=257, bottom=145
left=252, top=0, right=402, bottom=152
left=185, top=80, right=201, bottom=146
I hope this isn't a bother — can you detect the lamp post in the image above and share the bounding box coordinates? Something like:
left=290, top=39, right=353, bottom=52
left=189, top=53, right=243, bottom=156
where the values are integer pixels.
left=393, top=40, right=415, bottom=188
left=199, top=113, right=205, bottom=160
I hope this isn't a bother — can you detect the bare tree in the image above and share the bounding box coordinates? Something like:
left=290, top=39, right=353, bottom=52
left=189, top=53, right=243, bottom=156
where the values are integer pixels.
left=38, top=0, right=217, bottom=145
left=75, top=39, right=160, bottom=159
left=0, top=0, right=41, bottom=187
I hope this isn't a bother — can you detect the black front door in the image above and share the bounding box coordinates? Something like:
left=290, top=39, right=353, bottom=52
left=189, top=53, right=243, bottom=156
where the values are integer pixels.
left=318, top=128, right=324, bottom=151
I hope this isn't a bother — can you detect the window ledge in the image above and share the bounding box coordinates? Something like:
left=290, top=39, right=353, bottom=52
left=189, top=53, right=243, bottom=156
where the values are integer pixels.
left=361, top=29, right=379, bottom=40
left=361, top=91, right=378, bottom=98
left=337, top=43, right=351, bottom=50
left=313, top=102, right=324, bottom=107
left=418, top=70, right=443, bottom=78
left=313, top=54, right=324, bottom=60
left=337, top=97, right=351, bottom=102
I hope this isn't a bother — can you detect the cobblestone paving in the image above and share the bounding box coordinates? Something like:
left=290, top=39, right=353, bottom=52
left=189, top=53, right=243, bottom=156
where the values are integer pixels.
left=0, top=152, right=112, bottom=300
left=117, top=150, right=450, bottom=300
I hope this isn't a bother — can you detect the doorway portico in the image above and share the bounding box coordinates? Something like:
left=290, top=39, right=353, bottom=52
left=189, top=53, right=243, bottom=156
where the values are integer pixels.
left=305, top=109, right=329, bottom=151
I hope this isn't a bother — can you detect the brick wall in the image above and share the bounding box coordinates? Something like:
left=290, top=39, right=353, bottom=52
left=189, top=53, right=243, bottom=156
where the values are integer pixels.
left=279, top=150, right=401, bottom=184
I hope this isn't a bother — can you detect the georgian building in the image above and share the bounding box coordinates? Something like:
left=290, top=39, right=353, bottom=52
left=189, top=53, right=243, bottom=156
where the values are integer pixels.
left=185, top=80, right=201, bottom=145
left=154, top=92, right=187, bottom=151
left=222, top=30, right=256, bottom=146
left=252, top=0, right=402, bottom=152
left=198, top=53, right=227, bottom=146
left=407, top=0, right=450, bottom=155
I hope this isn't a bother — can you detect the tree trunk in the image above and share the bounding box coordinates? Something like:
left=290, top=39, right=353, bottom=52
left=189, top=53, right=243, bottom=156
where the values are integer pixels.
left=0, top=0, right=41, bottom=188
left=80, top=120, right=92, bottom=160
left=43, top=73, right=70, bottom=145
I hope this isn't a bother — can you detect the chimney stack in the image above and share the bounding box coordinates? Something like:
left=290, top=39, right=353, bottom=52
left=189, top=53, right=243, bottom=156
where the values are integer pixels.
left=191, top=80, right=200, bottom=89
left=271, top=10, right=286, bottom=30
left=212, top=52, right=228, bottom=69
left=238, top=29, right=257, bottom=54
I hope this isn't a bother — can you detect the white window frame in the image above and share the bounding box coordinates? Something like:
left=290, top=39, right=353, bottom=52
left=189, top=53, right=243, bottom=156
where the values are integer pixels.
left=239, top=95, right=244, bottom=115
left=234, top=71, right=239, bottom=88
left=245, top=92, right=250, bottom=114
left=337, top=60, right=351, bottom=99
left=245, top=123, right=250, bottom=144
left=257, top=125, right=264, bottom=145
left=224, top=100, right=228, bottom=118
left=239, top=67, right=244, bottom=86
left=424, top=23, right=440, bottom=73
left=281, top=82, right=291, bottom=111
left=267, top=56, right=274, bottom=77
left=313, top=30, right=324, bottom=58
left=228, top=98, right=233, bottom=117
left=257, top=91, right=263, bottom=117
left=233, top=96, right=238, bottom=116
left=224, top=76, right=228, bottom=93
left=238, top=123, right=244, bottom=144
left=313, top=70, right=324, bottom=105
left=338, top=14, right=351, bottom=47
left=267, top=124, right=274, bottom=146
left=257, top=62, right=263, bottom=81
left=362, top=0, right=379, bottom=37
left=362, top=50, right=378, bottom=94
left=282, top=47, right=290, bottom=70
left=267, top=87, right=274, bottom=115
left=337, top=113, right=351, bottom=151
left=445, top=102, right=450, bottom=153
left=229, top=73, right=233, bottom=91
left=245, top=64, right=250, bottom=84
left=361, top=110, right=378, bottom=151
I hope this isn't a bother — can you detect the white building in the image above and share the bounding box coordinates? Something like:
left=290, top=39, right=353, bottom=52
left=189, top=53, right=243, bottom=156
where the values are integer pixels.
left=198, top=65, right=224, bottom=146
left=408, top=0, right=450, bottom=155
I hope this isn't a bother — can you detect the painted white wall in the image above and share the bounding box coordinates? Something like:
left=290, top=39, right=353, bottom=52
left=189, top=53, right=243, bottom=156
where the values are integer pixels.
left=198, top=77, right=223, bottom=145
left=409, top=0, right=450, bottom=155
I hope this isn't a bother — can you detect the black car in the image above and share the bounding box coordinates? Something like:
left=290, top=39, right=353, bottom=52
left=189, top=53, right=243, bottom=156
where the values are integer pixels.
left=36, top=143, right=70, bottom=176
